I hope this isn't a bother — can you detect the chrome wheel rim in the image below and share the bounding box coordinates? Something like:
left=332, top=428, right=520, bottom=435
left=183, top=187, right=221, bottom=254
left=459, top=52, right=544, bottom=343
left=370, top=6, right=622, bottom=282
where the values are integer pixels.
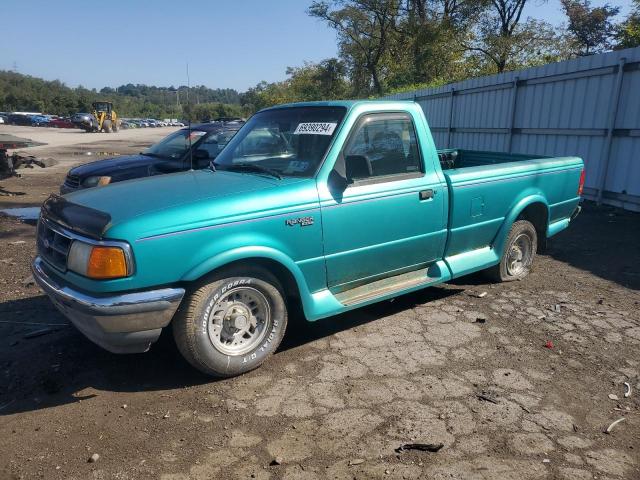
left=506, top=233, right=533, bottom=276
left=207, top=287, right=271, bottom=356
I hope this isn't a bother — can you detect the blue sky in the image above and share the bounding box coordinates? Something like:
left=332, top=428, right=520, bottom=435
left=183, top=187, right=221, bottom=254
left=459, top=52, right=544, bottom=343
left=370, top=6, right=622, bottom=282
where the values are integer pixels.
left=1, top=0, right=634, bottom=92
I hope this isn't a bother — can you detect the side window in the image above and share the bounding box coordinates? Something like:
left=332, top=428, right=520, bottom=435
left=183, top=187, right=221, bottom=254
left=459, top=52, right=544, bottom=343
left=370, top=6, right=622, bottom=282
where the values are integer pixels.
left=198, top=134, right=222, bottom=158
left=343, top=114, right=421, bottom=181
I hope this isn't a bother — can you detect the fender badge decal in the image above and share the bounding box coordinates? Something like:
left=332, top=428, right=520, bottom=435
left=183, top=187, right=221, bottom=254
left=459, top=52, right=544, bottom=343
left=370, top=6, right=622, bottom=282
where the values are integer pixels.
left=285, top=216, right=314, bottom=227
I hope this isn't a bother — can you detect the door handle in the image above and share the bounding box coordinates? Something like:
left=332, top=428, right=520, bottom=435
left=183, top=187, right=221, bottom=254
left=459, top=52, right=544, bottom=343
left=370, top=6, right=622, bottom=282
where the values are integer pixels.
left=419, top=189, right=435, bottom=200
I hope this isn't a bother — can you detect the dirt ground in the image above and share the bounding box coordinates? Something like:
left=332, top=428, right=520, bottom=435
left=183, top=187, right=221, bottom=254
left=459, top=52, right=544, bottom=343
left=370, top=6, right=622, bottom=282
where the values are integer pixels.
left=0, top=124, right=176, bottom=206
left=0, top=129, right=638, bottom=480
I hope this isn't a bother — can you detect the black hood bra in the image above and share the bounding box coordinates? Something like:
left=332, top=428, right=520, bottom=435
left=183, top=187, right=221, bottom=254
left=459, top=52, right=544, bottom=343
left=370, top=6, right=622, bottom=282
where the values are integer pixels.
left=41, top=194, right=112, bottom=239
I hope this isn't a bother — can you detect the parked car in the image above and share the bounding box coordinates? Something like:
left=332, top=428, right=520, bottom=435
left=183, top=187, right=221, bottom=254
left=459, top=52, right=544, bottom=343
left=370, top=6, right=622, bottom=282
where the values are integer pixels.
left=7, top=114, right=34, bottom=126
left=34, top=100, right=584, bottom=377
left=30, top=115, right=50, bottom=126
left=71, top=112, right=98, bottom=130
left=49, top=117, right=75, bottom=128
left=211, top=117, right=245, bottom=123
left=60, top=122, right=242, bottom=193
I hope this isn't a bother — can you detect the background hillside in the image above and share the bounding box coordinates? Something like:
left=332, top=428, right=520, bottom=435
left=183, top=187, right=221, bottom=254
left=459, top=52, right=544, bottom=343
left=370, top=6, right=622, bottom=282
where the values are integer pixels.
left=0, top=70, right=245, bottom=120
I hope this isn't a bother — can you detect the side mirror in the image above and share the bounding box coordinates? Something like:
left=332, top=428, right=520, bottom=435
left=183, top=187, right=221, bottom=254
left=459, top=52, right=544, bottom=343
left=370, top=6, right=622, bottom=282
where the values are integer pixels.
left=345, top=155, right=372, bottom=181
left=328, top=169, right=350, bottom=192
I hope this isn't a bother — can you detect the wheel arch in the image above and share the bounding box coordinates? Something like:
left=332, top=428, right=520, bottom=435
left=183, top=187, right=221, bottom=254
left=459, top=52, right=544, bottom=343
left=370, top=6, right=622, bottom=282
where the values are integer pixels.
left=493, top=195, right=549, bottom=256
left=180, top=247, right=309, bottom=310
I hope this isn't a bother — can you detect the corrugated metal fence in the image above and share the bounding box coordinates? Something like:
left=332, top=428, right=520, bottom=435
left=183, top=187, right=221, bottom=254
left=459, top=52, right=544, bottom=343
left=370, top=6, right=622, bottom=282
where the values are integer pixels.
left=386, top=47, right=640, bottom=211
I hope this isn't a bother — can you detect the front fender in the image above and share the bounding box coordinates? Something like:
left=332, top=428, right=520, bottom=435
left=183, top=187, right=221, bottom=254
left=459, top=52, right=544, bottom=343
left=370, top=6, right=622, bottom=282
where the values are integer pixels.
left=180, top=245, right=314, bottom=306
left=492, top=193, right=548, bottom=256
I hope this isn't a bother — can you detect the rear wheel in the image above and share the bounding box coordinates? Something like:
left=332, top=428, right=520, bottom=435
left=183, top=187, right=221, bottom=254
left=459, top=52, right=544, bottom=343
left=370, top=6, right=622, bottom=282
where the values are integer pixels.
left=103, top=119, right=112, bottom=133
left=173, top=269, right=288, bottom=377
left=486, top=220, right=537, bottom=282
left=112, top=120, right=119, bottom=132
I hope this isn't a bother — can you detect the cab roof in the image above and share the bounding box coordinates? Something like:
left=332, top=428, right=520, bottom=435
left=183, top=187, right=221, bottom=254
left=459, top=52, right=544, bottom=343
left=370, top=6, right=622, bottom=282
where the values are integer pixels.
left=260, top=99, right=415, bottom=112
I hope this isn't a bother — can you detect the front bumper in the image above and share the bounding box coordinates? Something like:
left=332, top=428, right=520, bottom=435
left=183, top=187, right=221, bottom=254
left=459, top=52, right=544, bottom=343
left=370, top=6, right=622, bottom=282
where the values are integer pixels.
left=32, top=256, right=185, bottom=353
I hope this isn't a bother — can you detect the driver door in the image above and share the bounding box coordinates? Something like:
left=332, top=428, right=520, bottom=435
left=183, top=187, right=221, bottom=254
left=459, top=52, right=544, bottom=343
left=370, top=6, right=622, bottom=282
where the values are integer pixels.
left=320, top=112, right=447, bottom=292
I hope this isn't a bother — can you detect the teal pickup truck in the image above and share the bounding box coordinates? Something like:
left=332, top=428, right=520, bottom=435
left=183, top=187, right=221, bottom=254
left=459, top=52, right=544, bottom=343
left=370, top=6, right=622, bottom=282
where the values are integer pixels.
left=32, top=100, right=584, bottom=377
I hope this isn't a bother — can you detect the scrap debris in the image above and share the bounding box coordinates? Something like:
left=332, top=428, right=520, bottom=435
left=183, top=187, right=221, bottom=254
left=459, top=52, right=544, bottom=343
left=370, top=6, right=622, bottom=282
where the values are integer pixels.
left=476, top=391, right=500, bottom=404
left=0, top=134, right=48, bottom=180
left=604, top=417, right=626, bottom=434
left=395, top=443, right=444, bottom=453
left=623, top=382, right=632, bottom=398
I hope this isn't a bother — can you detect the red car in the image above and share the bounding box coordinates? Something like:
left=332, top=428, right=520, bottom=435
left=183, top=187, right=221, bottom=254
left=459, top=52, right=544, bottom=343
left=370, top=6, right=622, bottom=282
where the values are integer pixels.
left=49, top=117, right=76, bottom=129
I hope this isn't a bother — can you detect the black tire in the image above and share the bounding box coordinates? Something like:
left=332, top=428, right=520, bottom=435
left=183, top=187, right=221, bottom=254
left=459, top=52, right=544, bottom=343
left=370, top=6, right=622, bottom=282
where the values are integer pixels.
left=486, top=220, right=537, bottom=282
left=173, top=269, right=287, bottom=377
left=103, top=119, right=113, bottom=133
left=113, top=121, right=119, bottom=132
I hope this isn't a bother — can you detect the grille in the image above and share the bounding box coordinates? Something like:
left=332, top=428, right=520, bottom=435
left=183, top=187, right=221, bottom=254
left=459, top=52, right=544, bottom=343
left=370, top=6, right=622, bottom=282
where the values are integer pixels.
left=37, top=219, right=72, bottom=271
left=64, top=174, right=81, bottom=190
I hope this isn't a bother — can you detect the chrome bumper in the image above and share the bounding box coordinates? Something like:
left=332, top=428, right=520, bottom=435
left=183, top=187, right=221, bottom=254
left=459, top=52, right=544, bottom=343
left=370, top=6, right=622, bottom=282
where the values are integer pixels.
left=32, top=256, right=184, bottom=353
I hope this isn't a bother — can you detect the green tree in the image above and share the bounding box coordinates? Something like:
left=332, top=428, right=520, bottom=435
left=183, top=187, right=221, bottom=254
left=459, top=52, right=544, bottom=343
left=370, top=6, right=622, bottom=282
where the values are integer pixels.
left=561, top=0, right=620, bottom=55
left=461, top=0, right=565, bottom=73
left=0, top=70, right=242, bottom=119
left=616, top=0, right=640, bottom=48
left=309, top=0, right=401, bottom=95
left=241, top=59, right=350, bottom=111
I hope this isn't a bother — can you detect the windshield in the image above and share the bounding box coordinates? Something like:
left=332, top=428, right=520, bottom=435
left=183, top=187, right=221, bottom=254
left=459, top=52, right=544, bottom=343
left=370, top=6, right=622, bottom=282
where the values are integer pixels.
left=214, top=106, right=347, bottom=177
left=143, top=129, right=207, bottom=159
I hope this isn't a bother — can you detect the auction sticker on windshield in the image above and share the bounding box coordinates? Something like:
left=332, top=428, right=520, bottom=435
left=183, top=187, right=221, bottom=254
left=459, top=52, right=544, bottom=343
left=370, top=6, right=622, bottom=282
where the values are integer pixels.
left=293, top=122, right=337, bottom=135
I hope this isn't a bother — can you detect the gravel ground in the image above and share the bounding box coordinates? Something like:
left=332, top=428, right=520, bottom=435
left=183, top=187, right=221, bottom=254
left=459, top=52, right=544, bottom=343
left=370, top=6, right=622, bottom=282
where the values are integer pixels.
left=0, top=132, right=638, bottom=479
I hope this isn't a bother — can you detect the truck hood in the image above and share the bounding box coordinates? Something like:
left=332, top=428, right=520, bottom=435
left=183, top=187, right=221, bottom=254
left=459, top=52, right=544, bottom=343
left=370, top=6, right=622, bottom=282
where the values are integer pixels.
left=69, top=154, right=155, bottom=177
left=63, top=169, right=304, bottom=235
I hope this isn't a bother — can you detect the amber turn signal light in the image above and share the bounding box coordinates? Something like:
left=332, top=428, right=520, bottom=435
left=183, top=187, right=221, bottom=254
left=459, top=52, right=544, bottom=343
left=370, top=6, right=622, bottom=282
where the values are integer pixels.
left=87, top=246, right=128, bottom=279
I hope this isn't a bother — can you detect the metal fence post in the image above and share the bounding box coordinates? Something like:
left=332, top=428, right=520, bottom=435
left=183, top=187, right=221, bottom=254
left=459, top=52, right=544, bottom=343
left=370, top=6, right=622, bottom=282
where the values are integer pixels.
left=597, top=57, right=626, bottom=205
left=506, top=77, right=519, bottom=153
left=446, top=87, right=455, bottom=148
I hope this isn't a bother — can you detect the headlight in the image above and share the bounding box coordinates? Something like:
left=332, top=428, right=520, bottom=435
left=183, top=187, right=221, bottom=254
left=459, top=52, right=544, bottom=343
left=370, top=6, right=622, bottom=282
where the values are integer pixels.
left=83, top=176, right=112, bottom=188
left=68, top=241, right=131, bottom=279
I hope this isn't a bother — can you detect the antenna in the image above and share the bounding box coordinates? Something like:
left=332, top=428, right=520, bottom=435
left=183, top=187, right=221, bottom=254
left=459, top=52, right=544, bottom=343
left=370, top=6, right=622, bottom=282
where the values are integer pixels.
left=186, top=62, right=193, bottom=171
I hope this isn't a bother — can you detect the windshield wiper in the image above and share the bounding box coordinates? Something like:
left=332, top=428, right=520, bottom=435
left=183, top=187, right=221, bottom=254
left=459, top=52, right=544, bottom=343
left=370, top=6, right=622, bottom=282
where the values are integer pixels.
left=141, top=151, right=161, bottom=158
left=215, top=162, right=282, bottom=180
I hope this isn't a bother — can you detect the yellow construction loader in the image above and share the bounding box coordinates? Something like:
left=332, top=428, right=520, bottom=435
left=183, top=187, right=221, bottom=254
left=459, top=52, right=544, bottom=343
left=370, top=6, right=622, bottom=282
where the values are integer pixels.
left=80, top=102, right=119, bottom=133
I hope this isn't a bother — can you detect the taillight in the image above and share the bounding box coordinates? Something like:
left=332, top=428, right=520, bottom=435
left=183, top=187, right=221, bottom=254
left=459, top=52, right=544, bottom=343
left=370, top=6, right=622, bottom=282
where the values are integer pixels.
left=577, top=169, right=585, bottom=196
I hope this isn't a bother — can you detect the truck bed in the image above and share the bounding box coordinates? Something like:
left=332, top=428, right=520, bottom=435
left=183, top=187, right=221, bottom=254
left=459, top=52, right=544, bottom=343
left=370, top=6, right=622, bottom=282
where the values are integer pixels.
left=436, top=149, right=583, bottom=276
left=436, top=149, right=547, bottom=170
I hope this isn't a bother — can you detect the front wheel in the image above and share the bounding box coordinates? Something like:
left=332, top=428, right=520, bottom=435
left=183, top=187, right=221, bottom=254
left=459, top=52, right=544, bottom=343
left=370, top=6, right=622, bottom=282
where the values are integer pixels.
left=173, top=270, right=287, bottom=377
left=486, top=220, right=537, bottom=282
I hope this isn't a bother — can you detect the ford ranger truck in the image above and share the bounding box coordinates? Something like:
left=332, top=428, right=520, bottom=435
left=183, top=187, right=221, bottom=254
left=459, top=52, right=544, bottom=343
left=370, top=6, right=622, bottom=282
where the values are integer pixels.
left=32, top=101, right=584, bottom=377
